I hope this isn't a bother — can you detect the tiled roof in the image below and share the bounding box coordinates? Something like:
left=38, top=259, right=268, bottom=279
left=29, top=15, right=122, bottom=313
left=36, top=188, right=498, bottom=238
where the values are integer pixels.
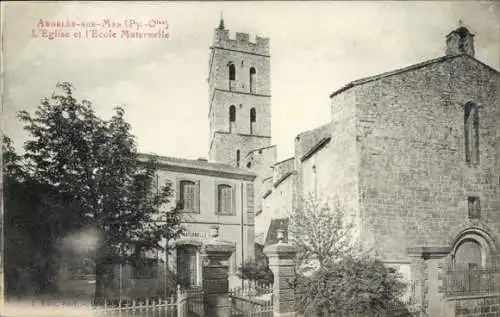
left=300, top=136, right=331, bottom=162
left=295, top=122, right=332, bottom=159
left=138, top=153, right=256, bottom=180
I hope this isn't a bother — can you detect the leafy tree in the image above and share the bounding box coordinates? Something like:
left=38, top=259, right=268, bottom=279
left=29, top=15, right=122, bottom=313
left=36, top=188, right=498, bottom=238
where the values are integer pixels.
left=293, top=255, right=406, bottom=317
left=16, top=82, right=184, bottom=302
left=288, top=195, right=357, bottom=271
left=2, top=136, right=65, bottom=296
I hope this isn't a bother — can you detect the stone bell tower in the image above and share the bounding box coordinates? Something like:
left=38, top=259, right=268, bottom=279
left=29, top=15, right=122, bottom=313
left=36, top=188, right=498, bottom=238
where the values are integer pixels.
left=208, top=16, right=272, bottom=167
left=446, top=22, right=475, bottom=57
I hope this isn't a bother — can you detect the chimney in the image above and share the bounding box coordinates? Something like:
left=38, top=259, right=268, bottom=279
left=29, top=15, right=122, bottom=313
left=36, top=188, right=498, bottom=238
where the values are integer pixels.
left=446, top=24, right=475, bottom=57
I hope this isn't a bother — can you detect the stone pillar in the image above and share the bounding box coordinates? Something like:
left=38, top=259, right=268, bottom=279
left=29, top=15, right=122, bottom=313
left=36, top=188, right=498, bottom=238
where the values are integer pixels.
left=407, top=246, right=451, bottom=317
left=201, top=238, right=235, bottom=317
left=264, top=230, right=298, bottom=317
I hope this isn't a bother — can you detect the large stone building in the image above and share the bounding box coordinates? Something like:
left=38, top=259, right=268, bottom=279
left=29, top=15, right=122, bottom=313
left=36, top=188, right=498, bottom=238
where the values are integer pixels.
left=258, top=25, right=500, bottom=285
left=135, top=20, right=498, bottom=302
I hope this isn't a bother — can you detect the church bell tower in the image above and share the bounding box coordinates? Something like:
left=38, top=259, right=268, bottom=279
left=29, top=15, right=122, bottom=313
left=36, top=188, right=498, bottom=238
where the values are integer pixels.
left=208, top=17, right=272, bottom=167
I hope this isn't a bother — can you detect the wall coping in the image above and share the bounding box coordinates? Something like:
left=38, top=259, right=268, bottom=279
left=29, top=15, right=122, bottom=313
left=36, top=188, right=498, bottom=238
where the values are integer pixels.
left=445, top=292, right=500, bottom=301
left=406, top=246, right=452, bottom=258
left=202, top=240, right=236, bottom=254
left=263, top=243, right=298, bottom=255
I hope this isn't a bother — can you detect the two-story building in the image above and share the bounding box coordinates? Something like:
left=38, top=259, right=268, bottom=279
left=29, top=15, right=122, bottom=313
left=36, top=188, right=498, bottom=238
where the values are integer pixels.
left=142, top=154, right=256, bottom=289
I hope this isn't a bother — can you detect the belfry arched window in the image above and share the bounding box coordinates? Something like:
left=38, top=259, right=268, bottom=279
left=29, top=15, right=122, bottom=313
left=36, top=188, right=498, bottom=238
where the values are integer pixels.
left=229, top=63, right=236, bottom=81
left=229, top=105, right=236, bottom=132
left=249, top=67, right=256, bottom=93
left=250, top=107, right=256, bottom=134
left=236, top=149, right=241, bottom=167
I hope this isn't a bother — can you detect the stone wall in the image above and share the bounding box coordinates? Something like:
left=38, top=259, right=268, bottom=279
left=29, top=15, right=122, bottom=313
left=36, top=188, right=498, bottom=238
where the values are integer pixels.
left=352, top=55, right=500, bottom=262
left=329, top=88, right=360, bottom=212
left=450, top=295, right=500, bottom=317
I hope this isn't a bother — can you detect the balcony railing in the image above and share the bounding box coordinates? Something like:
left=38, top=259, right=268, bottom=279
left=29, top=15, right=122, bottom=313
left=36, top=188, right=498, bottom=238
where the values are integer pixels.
left=442, top=267, right=500, bottom=296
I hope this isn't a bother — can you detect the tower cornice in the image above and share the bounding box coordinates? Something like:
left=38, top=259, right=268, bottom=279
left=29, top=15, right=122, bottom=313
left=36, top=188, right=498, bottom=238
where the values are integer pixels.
left=210, top=45, right=271, bottom=58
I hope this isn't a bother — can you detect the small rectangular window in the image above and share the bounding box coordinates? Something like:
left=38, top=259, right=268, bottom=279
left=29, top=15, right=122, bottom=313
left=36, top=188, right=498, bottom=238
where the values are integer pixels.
left=467, top=196, right=480, bottom=219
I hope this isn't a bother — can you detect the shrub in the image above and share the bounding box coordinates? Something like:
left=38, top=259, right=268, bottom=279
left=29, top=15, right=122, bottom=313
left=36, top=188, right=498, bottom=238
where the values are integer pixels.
left=237, top=259, right=274, bottom=285
left=293, top=255, right=406, bottom=317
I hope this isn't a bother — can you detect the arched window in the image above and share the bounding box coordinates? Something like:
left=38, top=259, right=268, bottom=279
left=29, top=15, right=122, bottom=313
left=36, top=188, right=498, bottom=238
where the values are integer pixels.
left=464, top=102, right=479, bottom=165
left=229, top=63, right=236, bottom=81
left=229, top=105, right=236, bottom=122
left=249, top=67, right=256, bottom=93
left=236, top=150, right=240, bottom=167
left=229, top=105, right=236, bottom=132
left=250, top=107, right=256, bottom=134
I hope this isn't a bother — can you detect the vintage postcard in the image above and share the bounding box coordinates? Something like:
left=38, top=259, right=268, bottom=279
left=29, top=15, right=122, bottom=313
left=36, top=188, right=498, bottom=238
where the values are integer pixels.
left=1, top=1, right=499, bottom=317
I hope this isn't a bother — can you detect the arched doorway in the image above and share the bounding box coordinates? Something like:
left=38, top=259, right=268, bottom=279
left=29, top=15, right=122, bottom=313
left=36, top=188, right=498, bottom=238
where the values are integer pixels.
left=449, top=228, right=497, bottom=293
left=453, top=239, right=482, bottom=270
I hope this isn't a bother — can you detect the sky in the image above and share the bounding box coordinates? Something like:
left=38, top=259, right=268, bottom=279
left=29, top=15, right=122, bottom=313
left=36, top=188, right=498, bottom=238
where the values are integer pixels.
left=2, top=1, right=499, bottom=161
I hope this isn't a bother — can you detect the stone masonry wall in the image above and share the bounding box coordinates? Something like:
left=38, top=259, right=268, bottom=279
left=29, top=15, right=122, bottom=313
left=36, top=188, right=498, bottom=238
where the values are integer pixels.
left=209, top=132, right=271, bottom=167
left=354, top=55, right=500, bottom=262
left=328, top=89, right=361, bottom=213
left=453, top=296, right=500, bottom=317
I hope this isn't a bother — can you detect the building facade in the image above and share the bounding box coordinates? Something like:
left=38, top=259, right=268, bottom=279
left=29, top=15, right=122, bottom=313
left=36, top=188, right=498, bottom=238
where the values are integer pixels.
left=144, top=155, right=256, bottom=289
left=257, top=26, right=500, bottom=282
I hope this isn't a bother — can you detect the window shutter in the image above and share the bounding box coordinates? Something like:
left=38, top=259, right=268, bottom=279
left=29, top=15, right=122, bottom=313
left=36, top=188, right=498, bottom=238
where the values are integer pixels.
left=186, top=182, right=195, bottom=210
left=195, top=180, right=201, bottom=213
left=175, top=179, right=181, bottom=208
left=224, top=186, right=231, bottom=214
left=232, top=184, right=237, bottom=215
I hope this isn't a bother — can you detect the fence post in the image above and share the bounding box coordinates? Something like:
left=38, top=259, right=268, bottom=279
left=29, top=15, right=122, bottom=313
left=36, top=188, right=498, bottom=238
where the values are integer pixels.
left=201, top=240, right=235, bottom=317
left=263, top=230, right=298, bottom=317
left=176, top=284, right=185, bottom=317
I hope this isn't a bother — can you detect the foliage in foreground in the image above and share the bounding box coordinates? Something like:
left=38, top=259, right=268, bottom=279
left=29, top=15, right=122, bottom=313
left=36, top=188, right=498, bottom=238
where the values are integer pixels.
left=3, top=82, right=185, bottom=301
left=289, top=195, right=358, bottom=273
left=293, top=255, right=406, bottom=317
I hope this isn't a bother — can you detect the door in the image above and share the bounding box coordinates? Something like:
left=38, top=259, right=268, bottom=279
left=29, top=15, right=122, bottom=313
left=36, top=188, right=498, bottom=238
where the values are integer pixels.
left=177, top=245, right=198, bottom=288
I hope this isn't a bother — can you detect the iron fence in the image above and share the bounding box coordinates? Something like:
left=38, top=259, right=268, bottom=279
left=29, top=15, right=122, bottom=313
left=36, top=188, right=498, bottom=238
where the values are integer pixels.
left=229, top=283, right=273, bottom=317
left=9, top=285, right=204, bottom=317
left=93, top=296, right=177, bottom=317
left=442, top=267, right=499, bottom=296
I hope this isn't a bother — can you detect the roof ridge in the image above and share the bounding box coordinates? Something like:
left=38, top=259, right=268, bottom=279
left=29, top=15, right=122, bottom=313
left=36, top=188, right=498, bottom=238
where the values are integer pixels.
left=329, top=54, right=499, bottom=98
